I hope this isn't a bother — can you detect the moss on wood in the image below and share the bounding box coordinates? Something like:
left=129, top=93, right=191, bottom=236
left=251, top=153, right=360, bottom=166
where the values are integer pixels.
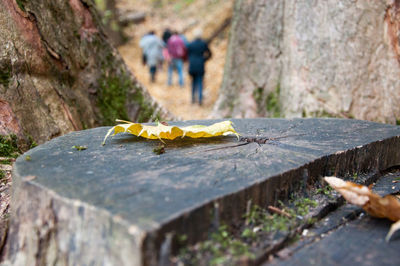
left=131, top=89, right=159, bottom=123
left=265, top=84, right=281, bottom=117
left=177, top=194, right=319, bottom=265
left=15, top=0, right=27, bottom=12
left=0, top=69, right=11, bottom=88
left=253, top=87, right=263, bottom=112
left=97, top=70, right=159, bottom=125
left=310, top=110, right=337, bottom=118
left=97, top=73, right=130, bottom=125
left=253, top=84, right=281, bottom=117
left=0, top=135, right=20, bottom=158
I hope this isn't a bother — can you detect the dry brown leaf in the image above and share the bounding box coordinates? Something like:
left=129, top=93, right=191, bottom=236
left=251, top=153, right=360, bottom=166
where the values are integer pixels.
left=387, top=220, right=400, bottom=242
left=324, top=176, right=400, bottom=241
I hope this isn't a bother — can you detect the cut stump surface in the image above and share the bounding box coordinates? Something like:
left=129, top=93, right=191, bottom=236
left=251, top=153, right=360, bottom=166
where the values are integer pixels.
left=5, top=118, right=400, bottom=265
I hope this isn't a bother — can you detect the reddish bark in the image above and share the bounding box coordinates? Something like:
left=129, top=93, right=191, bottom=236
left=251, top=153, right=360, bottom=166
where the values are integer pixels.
left=385, top=0, right=400, bottom=64
left=0, top=100, right=22, bottom=136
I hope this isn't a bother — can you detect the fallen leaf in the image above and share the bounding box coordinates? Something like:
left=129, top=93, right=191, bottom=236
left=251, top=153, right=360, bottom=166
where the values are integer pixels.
left=386, top=220, right=400, bottom=242
left=324, top=177, right=370, bottom=206
left=102, top=120, right=239, bottom=145
left=324, top=176, right=400, bottom=241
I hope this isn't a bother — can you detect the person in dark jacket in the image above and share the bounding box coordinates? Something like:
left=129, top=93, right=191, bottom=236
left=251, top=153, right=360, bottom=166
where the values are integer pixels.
left=187, top=29, right=211, bottom=105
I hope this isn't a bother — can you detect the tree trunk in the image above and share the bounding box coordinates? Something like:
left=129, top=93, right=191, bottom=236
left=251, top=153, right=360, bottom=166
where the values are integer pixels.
left=213, top=0, right=400, bottom=124
left=0, top=0, right=172, bottom=147
left=212, top=0, right=284, bottom=119
left=94, top=0, right=127, bottom=46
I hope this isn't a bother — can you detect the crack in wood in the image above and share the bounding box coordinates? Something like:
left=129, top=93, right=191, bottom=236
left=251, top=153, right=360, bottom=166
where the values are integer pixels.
left=240, top=134, right=305, bottom=144
left=27, top=11, right=63, bottom=63
left=195, top=134, right=307, bottom=154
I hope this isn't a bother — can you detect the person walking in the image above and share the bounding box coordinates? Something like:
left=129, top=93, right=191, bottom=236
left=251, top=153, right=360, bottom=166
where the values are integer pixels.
left=167, top=32, right=186, bottom=87
left=139, top=31, right=164, bottom=83
left=187, top=29, right=211, bottom=105
left=139, top=32, right=152, bottom=66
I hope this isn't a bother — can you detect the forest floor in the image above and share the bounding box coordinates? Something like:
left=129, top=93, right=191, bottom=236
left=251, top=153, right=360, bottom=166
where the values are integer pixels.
left=117, top=0, right=233, bottom=120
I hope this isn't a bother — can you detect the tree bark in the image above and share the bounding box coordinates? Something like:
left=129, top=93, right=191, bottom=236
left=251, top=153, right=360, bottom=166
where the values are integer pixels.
left=213, top=0, right=400, bottom=124
left=0, top=0, right=172, bottom=147
left=212, top=0, right=284, bottom=119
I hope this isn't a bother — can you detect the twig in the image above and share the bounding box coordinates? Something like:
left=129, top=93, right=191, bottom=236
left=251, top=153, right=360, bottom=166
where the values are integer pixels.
left=0, top=165, right=12, bottom=171
left=268, top=206, right=292, bottom=218
left=245, top=199, right=252, bottom=226
left=0, top=157, right=15, bottom=161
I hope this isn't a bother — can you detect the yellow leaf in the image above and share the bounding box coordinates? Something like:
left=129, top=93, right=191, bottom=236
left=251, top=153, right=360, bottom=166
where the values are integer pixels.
left=324, top=176, right=400, bottom=241
left=102, top=120, right=239, bottom=145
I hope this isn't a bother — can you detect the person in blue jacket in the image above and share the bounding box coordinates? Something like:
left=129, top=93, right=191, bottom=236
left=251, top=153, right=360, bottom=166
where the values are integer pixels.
left=187, top=29, right=212, bottom=105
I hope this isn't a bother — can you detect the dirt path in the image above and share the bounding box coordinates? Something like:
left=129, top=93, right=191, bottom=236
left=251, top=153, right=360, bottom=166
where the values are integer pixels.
left=117, top=0, right=232, bottom=120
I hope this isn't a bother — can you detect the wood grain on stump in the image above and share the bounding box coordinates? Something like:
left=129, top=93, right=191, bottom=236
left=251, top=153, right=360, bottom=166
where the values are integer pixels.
left=4, top=118, right=400, bottom=265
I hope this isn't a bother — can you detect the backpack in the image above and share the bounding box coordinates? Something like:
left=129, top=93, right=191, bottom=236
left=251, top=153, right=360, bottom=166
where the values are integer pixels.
left=162, top=48, right=171, bottom=62
left=167, top=35, right=186, bottom=59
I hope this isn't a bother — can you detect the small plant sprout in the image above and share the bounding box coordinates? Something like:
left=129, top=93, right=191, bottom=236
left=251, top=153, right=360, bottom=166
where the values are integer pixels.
left=72, top=145, right=87, bottom=151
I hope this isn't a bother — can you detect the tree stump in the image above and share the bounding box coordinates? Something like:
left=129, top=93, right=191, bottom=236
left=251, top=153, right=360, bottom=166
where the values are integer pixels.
left=4, top=118, right=400, bottom=265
